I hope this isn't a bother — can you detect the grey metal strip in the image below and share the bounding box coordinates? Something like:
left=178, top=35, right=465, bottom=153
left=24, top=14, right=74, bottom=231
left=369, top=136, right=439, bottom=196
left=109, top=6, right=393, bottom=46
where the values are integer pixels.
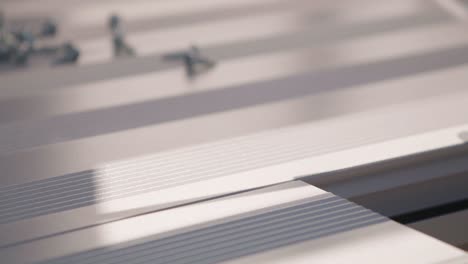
left=1, top=82, right=468, bottom=223
left=0, top=112, right=385, bottom=223
left=37, top=195, right=386, bottom=264
left=0, top=171, right=97, bottom=224
left=2, top=43, right=468, bottom=154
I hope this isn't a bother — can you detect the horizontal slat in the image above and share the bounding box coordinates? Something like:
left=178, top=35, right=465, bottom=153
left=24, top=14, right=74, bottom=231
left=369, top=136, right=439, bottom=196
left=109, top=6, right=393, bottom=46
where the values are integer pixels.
left=1, top=182, right=463, bottom=264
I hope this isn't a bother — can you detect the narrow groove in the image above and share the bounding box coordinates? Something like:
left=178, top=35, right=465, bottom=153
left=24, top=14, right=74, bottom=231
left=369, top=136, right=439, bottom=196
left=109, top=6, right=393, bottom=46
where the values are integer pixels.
left=43, top=201, right=384, bottom=264
left=0, top=123, right=329, bottom=198
left=1, top=127, right=369, bottom=210
left=0, top=129, right=368, bottom=220
left=0, top=124, right=298, bottom=193
left=180, top=217, right=386, bottom=264
left=0, top=111, right=375, bottom=197
left=0, top=100, right=420, bottom=222
left=0, top=137, right=323, bottom=206
left=126, top=207, right=371, bottom=264
left=49, top=198, right=349, bottom=264
left=0, top=188, right=339, bottom=224
left=135, top=209, right=375, bottom=264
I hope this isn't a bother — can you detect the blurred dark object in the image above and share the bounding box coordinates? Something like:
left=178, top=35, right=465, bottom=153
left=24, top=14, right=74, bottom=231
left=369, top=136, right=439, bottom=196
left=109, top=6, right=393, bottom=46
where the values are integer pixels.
left=163, top=45, right=216, bottom=77
left=40, top=19, right=58, bottom=37
left=109, top=14, right=135, bottom=58
left=0, top=11, right=79, bottom=67
left=53, top=42, right=80, bottom=65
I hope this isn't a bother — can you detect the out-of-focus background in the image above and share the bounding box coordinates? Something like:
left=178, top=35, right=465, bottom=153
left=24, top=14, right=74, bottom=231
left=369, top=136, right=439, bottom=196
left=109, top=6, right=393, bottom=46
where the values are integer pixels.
left=0, top=1, right=468, bottom=263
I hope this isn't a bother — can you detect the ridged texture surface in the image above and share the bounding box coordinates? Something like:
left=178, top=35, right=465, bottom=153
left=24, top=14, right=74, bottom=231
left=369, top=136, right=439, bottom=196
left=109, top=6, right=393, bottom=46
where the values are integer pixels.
left=40, top=195, right=387, bottom=264
left=0, top=170, right=97, bottom=224
left=0, top=103, right=454, bottom=224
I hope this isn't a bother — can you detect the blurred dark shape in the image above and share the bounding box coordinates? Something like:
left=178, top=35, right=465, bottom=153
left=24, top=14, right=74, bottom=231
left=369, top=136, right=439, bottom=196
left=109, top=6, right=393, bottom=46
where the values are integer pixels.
left=15, top=31, right=35, bottom=54
left=108, top=14, right=135, bottom=58
left=53, top=42, right=80, bottom=65
left=13, top=42, right=31, bottom=65
left=0, top=23, right=31, bottom=66
left=40, top=19, right=58, bottom=37
left=0, top=31, right=17, bottom=63
left=163, top=45, right=216, bottom=77
left=0, top=11, right=80, bottom=67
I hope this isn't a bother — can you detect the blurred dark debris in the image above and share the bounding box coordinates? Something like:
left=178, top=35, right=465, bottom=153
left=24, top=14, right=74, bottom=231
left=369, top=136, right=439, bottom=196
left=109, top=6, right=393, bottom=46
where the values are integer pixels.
left=163, top=45, right=216, bottom=78
left=109, top=14, right=136, bottom=58
left=0, top=10, right=216, bottom=75
left=0, top=11, right=79, bottom=68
